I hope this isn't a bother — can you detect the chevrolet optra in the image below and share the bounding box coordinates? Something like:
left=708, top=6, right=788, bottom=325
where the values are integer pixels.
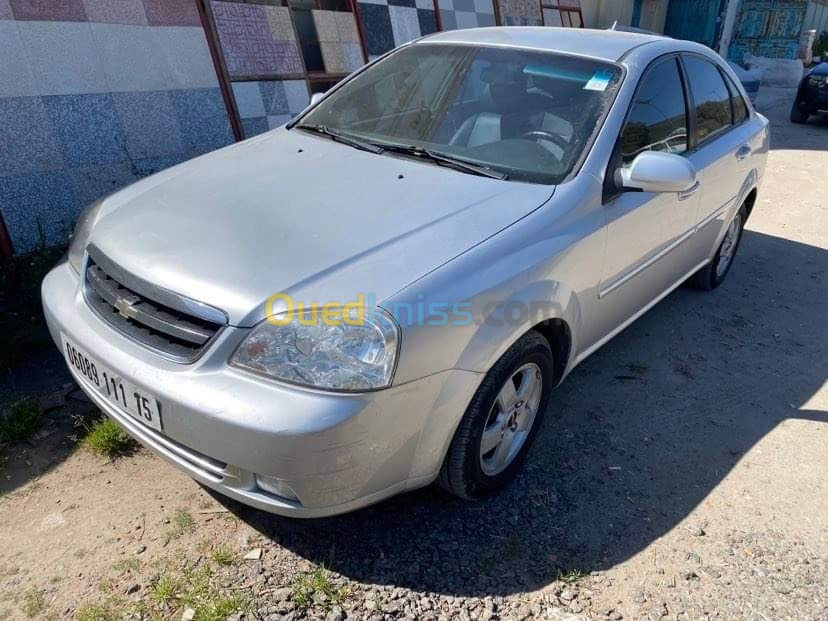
left=43, top=27, right=768, bottom=517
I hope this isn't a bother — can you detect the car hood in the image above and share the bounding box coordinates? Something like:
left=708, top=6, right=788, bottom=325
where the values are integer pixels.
left=90, top=128, right=554, bottom=326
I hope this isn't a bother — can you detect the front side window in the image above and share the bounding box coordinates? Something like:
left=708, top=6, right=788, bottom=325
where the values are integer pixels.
left=619, top=57, right=688, bottom=164
left=683, top=56, right=733, bottom=143
left=298, top=44, right=623, bottom=184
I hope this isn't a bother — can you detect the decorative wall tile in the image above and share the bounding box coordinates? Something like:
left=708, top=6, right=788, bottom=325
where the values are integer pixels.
left=0, top=171, right=79, bottom=249
left=17, top=21, right=107, bottom=95
left=389, top=5, right=420, bottom=45
left=415, top=0, right=434, bottom=9
left=0, top=22, right=37, bottom=97
left=232, top=81, right=266, bottom=118
left=42, top=94, right=127, bottom=166
left=312, top=10, right=338, bottom=41
left=283, top=79, right=309, bottom=114
left=0, top=97, right=64, bottom=176
left=153, top=26, right=219, bottom=89
left=169, top=88, right=233, bottom=155
left=388, top=0, right=416, bottom=6
left=358, top=3, right=394, bottom=56
left=439, top=0, right=494, bottom=30
left=242, top=117, right=268, bottom=138
left=0, top=0, right=13, bottom=19
left=258, top=80, right=288, bottom=116
left=497, top=0, right=541, bottom=26
left=417, top=8, right=437, bottom=34
left=320, top=41, right=347, bottom=73
left=90, top=22, right=172, bottom=92
left=212, top=1, right=303, bottom=77
left=113, top=91, right=184, bottom=160
left=82, top=0, right=147, bottom=25
left=10, top=0, right=88, bottom=22
left=69, top=161, right=137, bottom=207
left=264, top=4, right=294, bottom=40
left=342, top=42, right=364, bottom=71
left=142, top=0, right=201, bottom=27
left=335, top=11, right=360, bottom=43
left=267, top=114, right=292, bottom=129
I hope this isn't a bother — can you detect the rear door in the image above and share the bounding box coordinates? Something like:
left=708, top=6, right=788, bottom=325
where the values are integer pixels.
left=680, top=54, right=752, bottom=260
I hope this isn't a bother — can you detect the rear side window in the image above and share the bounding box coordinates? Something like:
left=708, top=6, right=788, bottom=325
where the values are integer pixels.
left=683, top=56, right=733, bottom=143
left=722, top=71, right=748, bottom=124
left=619, top=58, right=688, bottom=164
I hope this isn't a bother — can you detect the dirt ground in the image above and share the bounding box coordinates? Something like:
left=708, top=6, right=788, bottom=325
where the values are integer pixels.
left=0, top=91, right=825, bottom=621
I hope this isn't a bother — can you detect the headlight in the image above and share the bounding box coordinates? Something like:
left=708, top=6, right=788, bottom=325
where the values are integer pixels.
left=808, top=74, right=827, bottom=87
left=230, top=307, right=399, bottom=391
left=67, top=199, right=104, bottom=274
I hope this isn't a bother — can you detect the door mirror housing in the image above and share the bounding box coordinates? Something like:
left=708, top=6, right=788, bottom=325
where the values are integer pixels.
left=617, top=151, right=697, bottom=194
left=309, top=92, right=325, bottom=106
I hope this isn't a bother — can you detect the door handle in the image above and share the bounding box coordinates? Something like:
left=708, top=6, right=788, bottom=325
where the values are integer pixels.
left=678, top=180, right=701, bottom=201
left=735, top=144, right=752, bottom=161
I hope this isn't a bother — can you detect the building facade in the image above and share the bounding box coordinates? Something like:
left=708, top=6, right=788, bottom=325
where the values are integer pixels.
left=0, top=0, right=820, bottom=255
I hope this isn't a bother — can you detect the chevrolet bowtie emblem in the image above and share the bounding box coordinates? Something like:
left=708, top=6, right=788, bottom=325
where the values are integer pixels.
left=114, top=297, right=138, bottom=320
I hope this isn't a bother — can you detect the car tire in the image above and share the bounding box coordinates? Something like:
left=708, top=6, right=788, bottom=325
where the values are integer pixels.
left=438, top=330, right=553, bottom=500
left=790, top=102, right=809, bottom=124
left=690, top=205, right=747, bottom=290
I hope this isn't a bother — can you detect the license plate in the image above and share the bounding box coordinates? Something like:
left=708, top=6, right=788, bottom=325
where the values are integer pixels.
left=61, top=333, right=163, bottom=431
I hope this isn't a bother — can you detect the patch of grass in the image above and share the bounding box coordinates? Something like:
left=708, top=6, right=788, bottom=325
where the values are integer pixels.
left=556, top=568, right=585, bottom=584
left=291, top=567, right=349, bottom=610
left=151, top=575, right=180, bottom=605
left=113, top=558, right=141, bottom=573
left=0, top=398, right=43, bottom=444
left=172, top=509, right=196, bottom=536
left=192, top=594, right=246, bottom=621
left=209, top=546, right=234, bottom=566
left=75, top=602, right=119, bottom=621
left=81, top=418, right=136, bottom=458
left=22, top=589, right=45, bottom=618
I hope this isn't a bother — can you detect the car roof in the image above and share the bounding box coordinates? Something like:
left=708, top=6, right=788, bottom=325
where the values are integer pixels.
left=418, top=27, right=667, bottom=62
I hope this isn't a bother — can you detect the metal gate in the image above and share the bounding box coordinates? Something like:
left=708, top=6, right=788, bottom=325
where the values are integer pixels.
left=664, top=0, right=728, bottom=48
left=728, top=0, right=808, bottom=61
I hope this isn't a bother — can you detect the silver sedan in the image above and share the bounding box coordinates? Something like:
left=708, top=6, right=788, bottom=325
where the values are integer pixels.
left=42, top=27, right=768, bottom=517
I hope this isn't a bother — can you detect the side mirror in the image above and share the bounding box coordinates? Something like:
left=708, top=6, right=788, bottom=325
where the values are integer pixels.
left=617, top=151, right=697, bottom=194
left=309, top=92, right=325, bottom=106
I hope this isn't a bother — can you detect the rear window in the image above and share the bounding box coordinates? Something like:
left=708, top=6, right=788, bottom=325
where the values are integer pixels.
left=683, top=56, right=733, bottom=144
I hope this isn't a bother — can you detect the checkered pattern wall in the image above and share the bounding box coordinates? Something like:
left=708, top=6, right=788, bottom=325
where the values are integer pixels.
left=0, top=0, right=232, bottom=253
left=231, top=79, right=310, bottom=137
left=438, top=0, right=496, bottom=31
left=498, top=0, right=542, bottom=26
left=358, top=0, right=439, bottom=59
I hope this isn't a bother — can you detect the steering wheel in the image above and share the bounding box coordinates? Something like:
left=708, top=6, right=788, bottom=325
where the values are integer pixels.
left=519, top=129, right=570, bottom=152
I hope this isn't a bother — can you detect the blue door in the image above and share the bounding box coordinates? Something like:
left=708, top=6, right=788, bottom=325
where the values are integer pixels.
left=664, top=0, right=727, bottom=48
left=728, top=0, right=808, bottom=62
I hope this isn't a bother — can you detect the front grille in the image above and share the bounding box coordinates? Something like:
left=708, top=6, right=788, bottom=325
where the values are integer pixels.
left=83, top=248, right=226, bottom=362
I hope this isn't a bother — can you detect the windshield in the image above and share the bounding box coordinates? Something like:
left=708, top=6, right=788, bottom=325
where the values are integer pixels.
left=296, top=43, right=623, bottom=184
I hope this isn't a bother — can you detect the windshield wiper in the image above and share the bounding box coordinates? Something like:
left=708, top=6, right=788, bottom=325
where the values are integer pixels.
left=293, top=124, right=383, bottom=154
left=379, top=143, right=508, bottom=180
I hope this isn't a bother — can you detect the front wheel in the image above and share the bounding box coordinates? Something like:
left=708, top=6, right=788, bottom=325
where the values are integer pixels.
left=690, top=205, right=746, bottom=290
left=438, top=331, right=553, bottom=500
left=790, top=101, right=809, bottom=124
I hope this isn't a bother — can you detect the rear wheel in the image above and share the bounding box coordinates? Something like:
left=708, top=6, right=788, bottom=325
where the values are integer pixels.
left=690, top=205, right=746, bottom=290
left=790, top=101, right=809, bottom=124
left=438, top=331, right=553, bottom=500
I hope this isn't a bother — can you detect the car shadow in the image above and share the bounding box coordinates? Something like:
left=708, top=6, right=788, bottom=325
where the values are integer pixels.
left=215, top=228, right=827, bottom=597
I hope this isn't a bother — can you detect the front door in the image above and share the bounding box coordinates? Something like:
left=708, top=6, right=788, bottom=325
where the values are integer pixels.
left=591, top=56, right=699, bottom=347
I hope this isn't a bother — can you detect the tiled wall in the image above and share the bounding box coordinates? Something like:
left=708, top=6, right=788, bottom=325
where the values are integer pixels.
left=438, top=0, right=496, bottom=31
left=210, top=1, right=303, bottom=77
left=358, top=0, right=439, bottom=59
left=0, top=0, right=232, bottom=253
left=498, top=0, right=542, bottom=26
left=313, top=10, right=364, bottom=74
left=231, top=79, right=309, bottom=137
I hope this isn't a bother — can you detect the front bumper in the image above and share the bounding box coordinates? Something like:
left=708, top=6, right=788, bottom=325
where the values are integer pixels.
left=42, top=261, right=481, bottom=517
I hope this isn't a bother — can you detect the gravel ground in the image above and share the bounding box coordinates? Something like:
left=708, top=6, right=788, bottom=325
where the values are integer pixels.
left=0, top=90, right=825, bottom=621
